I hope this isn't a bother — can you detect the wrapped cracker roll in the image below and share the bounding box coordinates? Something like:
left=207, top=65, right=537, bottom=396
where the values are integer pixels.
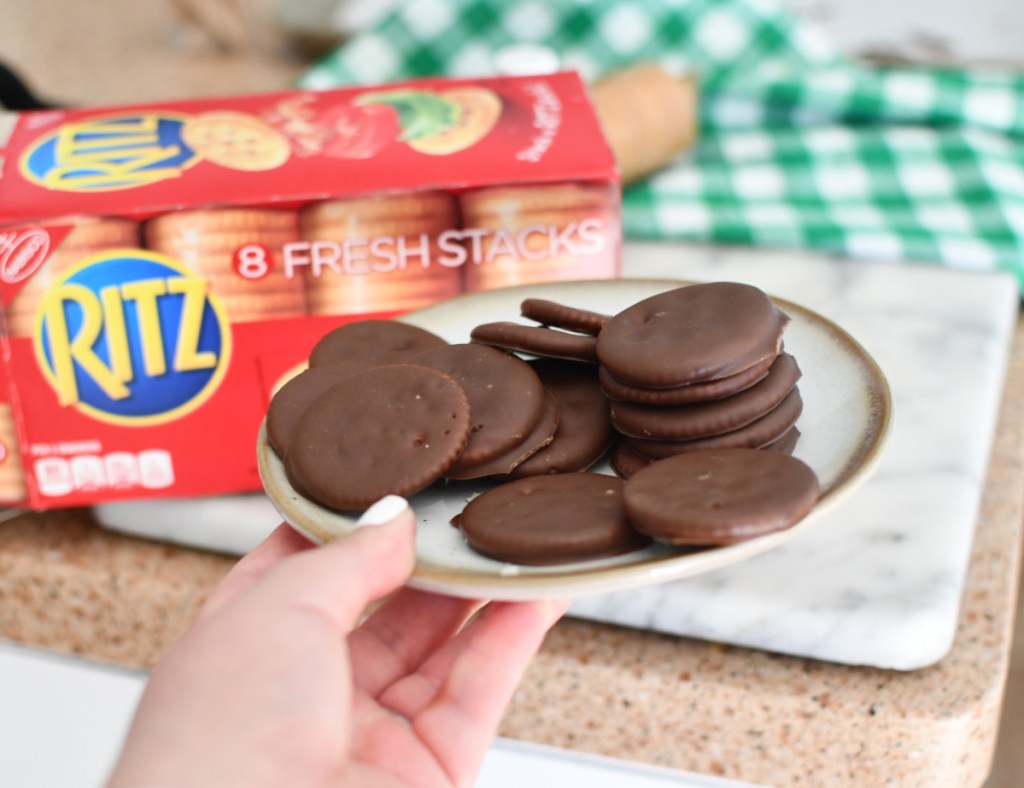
left=299, top=192, right=462, bottom=315
left=5, top=216, right=140, bottom=338
left=145, top=208, right=306, bottom=323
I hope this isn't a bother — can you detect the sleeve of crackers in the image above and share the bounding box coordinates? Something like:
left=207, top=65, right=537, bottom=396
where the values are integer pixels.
left=590, top=63, right=699, bottom=185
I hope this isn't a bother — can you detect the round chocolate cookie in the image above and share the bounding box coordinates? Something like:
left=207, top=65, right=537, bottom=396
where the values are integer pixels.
left=470, top=322, right=598, bottom=363
left=309, top=320, right=447, bottom=367
left=267, top=361, right=376, bottom=456
left=610, top=441, right=652, bottom=479
left=510, top=359, right=614, bottom=478
left=520, top=298, right=610, bottom=336
left=409, top=343, right=546, bottom=471
left=446, top=390, right=560, bottom=480
left=764, top=427, right=801, bottom=455
left=454, top=473, right=648, bottom=565
left=285, top=364, right=471, bottom=511
left=626, top=387, right=804, bottom=459
left=623, top=448, right=819, bottom=545
left=598, top=353, right=775, bottom=405
left=596, top=282, right=789, bottom=387
left=609, top=353, right=800, bottom=440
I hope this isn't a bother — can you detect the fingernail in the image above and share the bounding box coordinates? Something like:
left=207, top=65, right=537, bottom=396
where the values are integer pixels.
left=356, top=495, right=409, bottom=528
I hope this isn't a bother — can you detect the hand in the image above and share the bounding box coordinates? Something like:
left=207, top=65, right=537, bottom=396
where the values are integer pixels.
left=107, top=496, right=567, bottom=788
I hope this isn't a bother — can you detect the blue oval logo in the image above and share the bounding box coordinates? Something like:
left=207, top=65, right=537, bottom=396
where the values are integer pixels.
left=34, top=251, right=231, bottom=425
left=21, top=112, right=199, bottom=192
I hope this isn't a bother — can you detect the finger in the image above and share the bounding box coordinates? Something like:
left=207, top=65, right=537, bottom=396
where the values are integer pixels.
left=409, top=599, right=568, bottom=786
left=349, top=589, right=483, bottom=698
left=240, top=495, right=417, bottom=633
left=197, top=523, right=315, bottom=621
left=378, top=597, right=568, bottom=721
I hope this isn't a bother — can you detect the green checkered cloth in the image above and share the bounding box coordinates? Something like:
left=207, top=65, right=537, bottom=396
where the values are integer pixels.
left=299, top=0, right=1024, bottom=288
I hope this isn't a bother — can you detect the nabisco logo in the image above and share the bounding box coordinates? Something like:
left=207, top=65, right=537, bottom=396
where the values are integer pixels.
left=0, top=229, right=50, bottom=284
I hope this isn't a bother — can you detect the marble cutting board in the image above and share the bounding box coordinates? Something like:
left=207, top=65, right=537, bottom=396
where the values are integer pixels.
left=95, top=241, right=1019, bottom=671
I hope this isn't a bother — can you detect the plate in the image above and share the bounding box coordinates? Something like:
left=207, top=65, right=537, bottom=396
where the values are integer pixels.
left=257, top=279, right=893, bottom=600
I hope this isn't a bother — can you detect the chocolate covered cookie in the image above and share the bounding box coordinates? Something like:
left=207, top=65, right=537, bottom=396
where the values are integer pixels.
left=623, top=448, right=819, bottom=545
left=409, top=343, right=546, bottom=473
left=609, top=441, right=652, bottom=479
left=764, top=427, right=801, bottom=455
left=510, top=359, right=614, bottom=477
left=267, top=360, right=375, bottom=455
left=470, top=322, right=598, bottom=363
left=284, top=364, right=471, bottom=511
left=609, top=353, right=801, bottom=440
left=454, top=473, right=648, bottom=565
left=309, top=320, right=448, bottom=367
left=624, top=387, right=804, bottom=459
left=598, top=353, right=775, bottom=405
left=520, top=298, right=610, bottom=336
left=596, top=282, right=789, bottom=387
left=445, top=390, right=560, bottom=480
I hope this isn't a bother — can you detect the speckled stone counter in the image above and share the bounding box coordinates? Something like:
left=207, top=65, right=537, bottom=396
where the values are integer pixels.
left=1, top=318, right=1021, bottom=786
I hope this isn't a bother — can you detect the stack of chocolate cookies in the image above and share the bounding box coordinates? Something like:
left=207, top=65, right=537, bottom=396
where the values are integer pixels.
left=593, top=282, right=803, bottom=477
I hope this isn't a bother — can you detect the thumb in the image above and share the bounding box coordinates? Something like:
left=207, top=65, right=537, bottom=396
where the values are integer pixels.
left=244, top=495, right=417, bottom=632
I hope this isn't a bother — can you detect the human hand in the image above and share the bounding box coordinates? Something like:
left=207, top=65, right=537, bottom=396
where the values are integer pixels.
left=107, top=496, right=567, bottom=788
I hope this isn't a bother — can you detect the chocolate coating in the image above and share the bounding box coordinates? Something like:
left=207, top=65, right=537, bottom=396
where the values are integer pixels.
left=623, top=448, right=820, bottom=545
left=267, top=361, right=374, bottom=456
left=471, top=321, right=598, bottom=363
left=454, top=473, right=648, bottom=565
left=410, top=343, right=546, bottom=470
left=764, top=427, right=801, bottom=455
left=520, top=298, right=610, bottom=335
left=610, top=441, right=652, bottom=479
left=285, top=364, right=471, bottom=511
left=596, top=282, right=789, bottom=387
left=626, top=387, right=804, bottom=459
left=309, top=320, right=447, bottom=367
left=609, top=353, right=801, bottom=440
left=446, top=390, right=560, bottom=480
left=598, top=353, right=775, bottom=405
left=511, top=359, right=613, bottom=477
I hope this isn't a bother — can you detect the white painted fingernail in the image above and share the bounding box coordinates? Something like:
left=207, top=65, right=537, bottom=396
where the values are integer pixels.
left=356, top=495, right=409, bottom=528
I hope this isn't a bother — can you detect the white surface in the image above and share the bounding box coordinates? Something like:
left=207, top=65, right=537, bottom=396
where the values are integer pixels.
left=94, top=241, right=1019, bottom=670
left=0, top=643, right=143, bottom=788
left=97, top=492, right=282, bottom=555
left=0, top=641, right=756, bottom=788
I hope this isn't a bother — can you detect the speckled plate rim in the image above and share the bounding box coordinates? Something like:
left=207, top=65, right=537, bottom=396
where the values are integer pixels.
left=257, top=279, right=893, bottom=600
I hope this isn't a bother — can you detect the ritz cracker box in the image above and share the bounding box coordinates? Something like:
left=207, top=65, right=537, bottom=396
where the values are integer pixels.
left=0, top=71, right=620, bottom=510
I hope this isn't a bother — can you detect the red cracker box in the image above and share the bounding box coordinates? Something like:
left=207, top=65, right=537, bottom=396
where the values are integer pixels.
left=0, top=72, right=620, bottom=509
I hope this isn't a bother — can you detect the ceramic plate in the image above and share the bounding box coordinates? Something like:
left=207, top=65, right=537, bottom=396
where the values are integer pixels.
left=258, top=279, right=893, bottom=600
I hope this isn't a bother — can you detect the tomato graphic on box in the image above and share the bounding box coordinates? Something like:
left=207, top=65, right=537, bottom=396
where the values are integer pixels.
left=356, top=87, right=503, bottom=156
left=319, top=103, right=401, bottom=160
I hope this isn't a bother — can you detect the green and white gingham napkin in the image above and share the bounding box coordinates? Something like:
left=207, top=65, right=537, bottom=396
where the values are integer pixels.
left=300, top=0, right=1024, bottom=289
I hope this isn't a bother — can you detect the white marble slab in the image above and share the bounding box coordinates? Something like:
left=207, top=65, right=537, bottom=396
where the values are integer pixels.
left=567, top=242, right=1018, bottom=670
left=96, top=241, right=1019, bottom=670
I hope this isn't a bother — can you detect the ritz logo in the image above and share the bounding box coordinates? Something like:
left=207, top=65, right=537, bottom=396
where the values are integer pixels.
left=20, top=112, right=199, bottom=192
left=34, top=252, right=232, bottom=425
